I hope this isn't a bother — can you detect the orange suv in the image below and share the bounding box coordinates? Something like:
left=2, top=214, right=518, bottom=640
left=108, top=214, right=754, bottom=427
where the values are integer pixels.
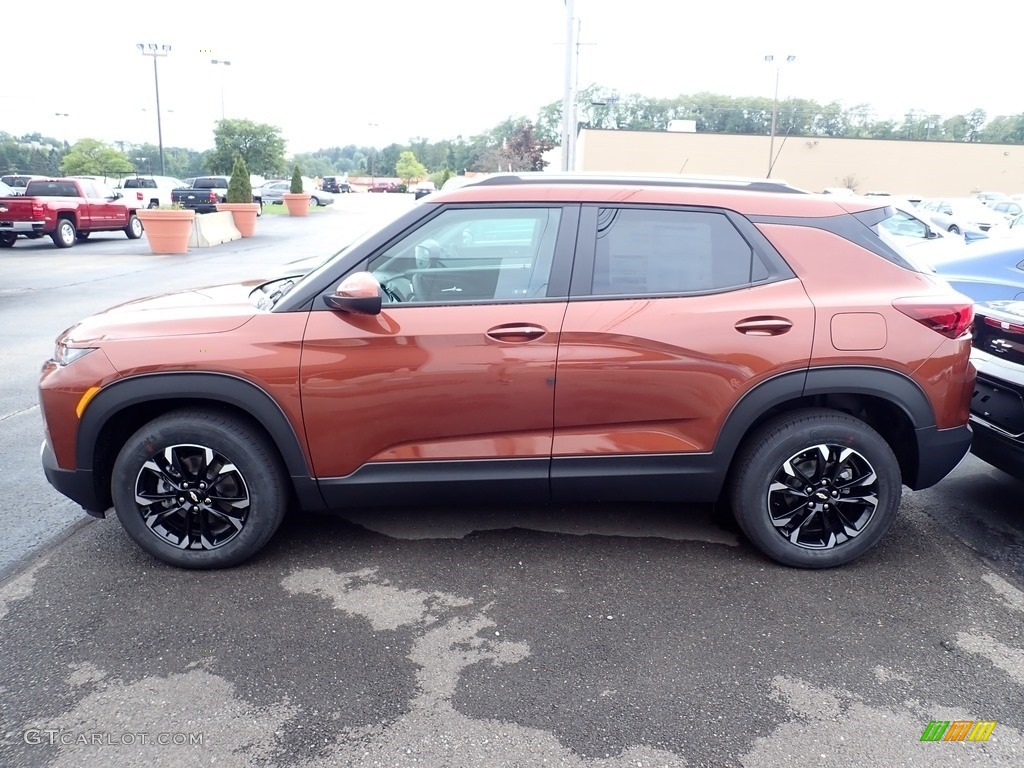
left=39, top=173, right=976, bottom=570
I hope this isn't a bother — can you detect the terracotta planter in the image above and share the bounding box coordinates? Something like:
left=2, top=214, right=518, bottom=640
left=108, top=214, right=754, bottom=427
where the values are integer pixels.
left=216, top=202, right=260, bottom=237
left=283, top=192, right=312, bottom=217
left=137, top=208, right=196, bottom=254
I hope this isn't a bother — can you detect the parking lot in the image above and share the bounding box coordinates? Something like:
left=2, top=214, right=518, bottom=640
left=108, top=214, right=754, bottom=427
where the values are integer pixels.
left=0, top=194, right=1022, bottom=767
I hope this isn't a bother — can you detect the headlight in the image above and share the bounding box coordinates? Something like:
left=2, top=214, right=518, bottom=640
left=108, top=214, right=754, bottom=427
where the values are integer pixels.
left=53, top=343, right=97, bottom=366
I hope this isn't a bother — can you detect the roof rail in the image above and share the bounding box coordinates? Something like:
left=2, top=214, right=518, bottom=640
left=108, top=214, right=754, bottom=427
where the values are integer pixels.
left=465, top=172, right=809, bottom=194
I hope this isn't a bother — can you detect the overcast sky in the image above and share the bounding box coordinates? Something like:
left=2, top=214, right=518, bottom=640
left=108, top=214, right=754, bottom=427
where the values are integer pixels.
left=3, top=0, right=1022, bottom=155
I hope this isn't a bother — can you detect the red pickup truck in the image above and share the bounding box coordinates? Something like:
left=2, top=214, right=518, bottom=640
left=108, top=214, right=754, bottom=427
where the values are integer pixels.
left=0, top=178, right=143, bottom=249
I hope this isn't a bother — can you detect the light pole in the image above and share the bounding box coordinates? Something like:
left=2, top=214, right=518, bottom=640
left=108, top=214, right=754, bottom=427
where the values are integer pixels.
left=210, top=59, right=231, bottom=120
left=765, top=54, right=795, bottom=178
left=137, top=42, right=171, bottom=175
left=54, top=112, right=70, bottom=149
left=367, top=122, right=379, bottom=184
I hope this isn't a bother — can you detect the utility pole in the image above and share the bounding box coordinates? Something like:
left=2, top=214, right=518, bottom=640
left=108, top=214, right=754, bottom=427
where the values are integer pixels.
left=561, top=0, right=575, bottom=171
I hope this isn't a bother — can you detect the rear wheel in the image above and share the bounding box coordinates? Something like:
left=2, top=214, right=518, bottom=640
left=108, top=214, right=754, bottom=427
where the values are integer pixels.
left=948, top=224, right=961, bottom=235
left=729, top=408, right=901, bottom=568
left=0, top=233, right=17, bottom=248
left=124, top=214, right=143, bottom=239
left=52, top=218, right=76, bottom=248
left=111, top=409, right=288, bottom=569
left=309, top=196, right=319, bottom=207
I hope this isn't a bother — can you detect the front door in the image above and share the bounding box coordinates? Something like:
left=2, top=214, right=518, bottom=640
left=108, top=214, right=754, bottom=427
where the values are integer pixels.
left=300, top=204, right=578, bottom=505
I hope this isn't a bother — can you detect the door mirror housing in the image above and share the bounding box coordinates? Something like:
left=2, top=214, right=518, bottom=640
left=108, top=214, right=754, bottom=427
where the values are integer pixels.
left=324, top=271, right=382, bottom=315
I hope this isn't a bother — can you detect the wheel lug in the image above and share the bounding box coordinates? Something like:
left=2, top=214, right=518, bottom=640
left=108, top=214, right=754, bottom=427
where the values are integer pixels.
left=191, top=505, right=199, bottom=512
left=805, top=486, right=813, bottom=494
left=178, top=497, right=185, bottom=504
left=199, top=482, right=207, bottom=490
left=832, top=490, right=839, bottom=498
left=204, top=498, right=211, bottom=504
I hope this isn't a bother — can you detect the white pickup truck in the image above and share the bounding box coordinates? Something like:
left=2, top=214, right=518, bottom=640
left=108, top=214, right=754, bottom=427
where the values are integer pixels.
left=114, top=175, right=186, bottom=209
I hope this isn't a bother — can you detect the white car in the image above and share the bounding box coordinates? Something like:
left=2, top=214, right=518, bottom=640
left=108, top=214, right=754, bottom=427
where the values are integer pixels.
left=115, top=175, right=187, bottom=209
left=879, top=205, right=965, bottom=264
left=918, top=198, right=1007, bottom=235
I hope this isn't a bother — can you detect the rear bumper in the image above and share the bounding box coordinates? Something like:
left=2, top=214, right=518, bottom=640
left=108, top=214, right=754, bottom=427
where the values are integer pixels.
left=40, top=440, right=107, bottom=517
left=908, top=424, right=973, bottom=489
left=970, top=417, right=1024, bottom=479
left=0, top=221, right=46, bottom=233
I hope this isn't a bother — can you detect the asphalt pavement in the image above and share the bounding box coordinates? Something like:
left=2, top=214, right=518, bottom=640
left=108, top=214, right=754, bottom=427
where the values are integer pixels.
left=0, top=195, right=1022, bottom=767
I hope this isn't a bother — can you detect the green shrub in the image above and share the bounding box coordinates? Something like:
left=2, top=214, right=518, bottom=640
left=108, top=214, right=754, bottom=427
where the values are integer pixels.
left=289, top=165, right=303, bottom=194
left=226, top=155, right=253, bottom=204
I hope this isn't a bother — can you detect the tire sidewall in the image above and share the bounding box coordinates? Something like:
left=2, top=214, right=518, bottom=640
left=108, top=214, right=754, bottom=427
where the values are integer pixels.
left=111, top=414, right=285, bottom=569
left=55, top=219, right=76, bottom=247
left=732, top=413, right=901, bottom=568
left=126, top=214, right=143, bottom=239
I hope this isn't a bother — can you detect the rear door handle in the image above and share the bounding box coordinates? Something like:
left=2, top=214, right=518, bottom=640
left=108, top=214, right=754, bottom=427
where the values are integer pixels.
left=734, top=317, right=794, bottom=336
left=486, top=324, right=547, bottom=342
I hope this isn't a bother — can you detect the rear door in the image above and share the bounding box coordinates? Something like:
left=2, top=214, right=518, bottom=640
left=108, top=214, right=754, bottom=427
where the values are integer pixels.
left=551, top=204, right=816, bottom=500
left=300, top=204, right=579, bottom=504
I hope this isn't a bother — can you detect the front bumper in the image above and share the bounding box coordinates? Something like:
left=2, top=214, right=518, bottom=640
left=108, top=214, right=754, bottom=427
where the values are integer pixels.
left=40, top=439, right=107, bottom=518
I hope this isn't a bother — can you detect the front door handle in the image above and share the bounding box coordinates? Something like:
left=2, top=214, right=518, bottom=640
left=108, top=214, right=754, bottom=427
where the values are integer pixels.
left=735, top=316, right=794, bottom=336
left=486, top=324, right=547, bottom=343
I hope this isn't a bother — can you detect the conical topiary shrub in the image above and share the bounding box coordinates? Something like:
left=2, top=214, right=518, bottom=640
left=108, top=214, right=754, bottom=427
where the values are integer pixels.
left=217, top=154, right=260, bottom=236
left=284, top=164, right=311, bottom=216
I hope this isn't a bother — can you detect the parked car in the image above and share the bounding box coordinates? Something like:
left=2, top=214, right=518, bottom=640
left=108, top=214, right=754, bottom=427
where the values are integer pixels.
left=0, top=181, right=14, bottom=197
left=39, top=172, right=975, bottom=571
left=260, top=179, right=334, bottom=207
left=115, top=175, right=187, bottom=209
left=988, top=200, right=1024, bottom=220
left=968, top=299, right=1024, bottom=478
left=0, top=178, right=142, bottom=248
left=975, top=191, right=1007, bottom=206
left=878, top=205, right=965, bottom=263
left=413, top=180, right=436, bottom=200
left=1, top=174, right=47, bottom=194
left=170, top=176, right=263, bottom=215
left=367, top=181, right=401, bottom=193
left=918, top=198, right=1006, bottom=235
left=927, top=240, right=1024, bottom=302
left=322, top=176, right=350, bottom=194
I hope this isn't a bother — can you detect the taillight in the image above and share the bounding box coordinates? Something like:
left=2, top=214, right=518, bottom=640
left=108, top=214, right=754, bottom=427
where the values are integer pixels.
left=135, top=192, right=144, bottom=201
left=31, top=203, right=45, bottom=218
left=983, top=315, right=1024, bottom=335
left=893, top=299, right=974, bottom=339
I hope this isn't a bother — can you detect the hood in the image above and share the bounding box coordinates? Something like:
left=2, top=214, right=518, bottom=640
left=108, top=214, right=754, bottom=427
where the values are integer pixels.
left=61, top=280, right=266, bottom=344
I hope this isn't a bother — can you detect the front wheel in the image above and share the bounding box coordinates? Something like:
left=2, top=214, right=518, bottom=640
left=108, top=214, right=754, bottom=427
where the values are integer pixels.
left=52, top=218, right=76, bottom=248
left=948, top=224, right=961, bottom=235
left=124, top=214, right=143, bottom=239
left=111, top=409, right=288, bottom=569
left=0, top=233, right=16, bottom=248
left=309, top=196, right=319, bottom=207
left=729, top=409, right=901, bottom=569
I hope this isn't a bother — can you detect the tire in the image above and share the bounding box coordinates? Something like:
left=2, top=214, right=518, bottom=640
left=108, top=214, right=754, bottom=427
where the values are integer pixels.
left=256, top=200, right=263, bottom=217
left=948, top=224, right=960, bottom=235
left=111, top=409, right=288, bottom=569
left=147, top=200, right=159, bottom=209
left=729, top=408, right=901, bottom=569
left=76, top=232, right=90, bottom=241
left=309, top=196, right=319, bottom=207
left=0, top=233, right=17, bottom=248
left=52, top=218, right=76, bottom=248
left=124, top=214, right=143, bottom=239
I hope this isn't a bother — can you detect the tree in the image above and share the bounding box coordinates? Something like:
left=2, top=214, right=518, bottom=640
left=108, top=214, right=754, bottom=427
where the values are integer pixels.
left=59, top=139, right=133, bottom=176
left=226, top=155, right=253, bottom=203
left=395, top=151, right=427, bottom=185
left=208, top=119, right=286, bottom=177
left=499, top=119, right=554, bottom=172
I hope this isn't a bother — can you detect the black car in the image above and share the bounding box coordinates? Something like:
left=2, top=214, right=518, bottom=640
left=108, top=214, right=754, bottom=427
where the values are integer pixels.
left=969, top=299, right=1024, bottom=478
left=322, top=176, right=350, bottom=193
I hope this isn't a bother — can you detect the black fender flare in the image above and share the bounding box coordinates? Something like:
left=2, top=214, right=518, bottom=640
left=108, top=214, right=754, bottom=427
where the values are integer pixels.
left=77, top=372, right=311, bottom=479
left=713, top=365, right=935, bottom=459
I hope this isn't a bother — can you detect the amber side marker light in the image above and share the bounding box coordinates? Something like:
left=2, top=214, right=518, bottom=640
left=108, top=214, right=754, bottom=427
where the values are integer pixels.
left=75, top=387, right=101, bottom=418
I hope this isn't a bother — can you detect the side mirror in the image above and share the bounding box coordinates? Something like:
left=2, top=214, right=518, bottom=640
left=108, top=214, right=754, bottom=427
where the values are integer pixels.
left=323, top=271, right=382, bottom=315
left=110, top=192, right=122, bottom=201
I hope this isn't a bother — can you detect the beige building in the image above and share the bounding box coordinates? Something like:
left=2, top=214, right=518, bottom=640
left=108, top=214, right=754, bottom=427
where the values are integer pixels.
left=574, top=128, right=1024, bottom=198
